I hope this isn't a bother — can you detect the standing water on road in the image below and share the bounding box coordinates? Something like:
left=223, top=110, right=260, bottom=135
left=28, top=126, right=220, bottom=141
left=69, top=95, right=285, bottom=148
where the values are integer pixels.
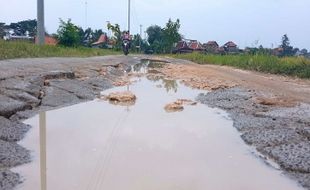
left=14, top=61, right=304, bottom=190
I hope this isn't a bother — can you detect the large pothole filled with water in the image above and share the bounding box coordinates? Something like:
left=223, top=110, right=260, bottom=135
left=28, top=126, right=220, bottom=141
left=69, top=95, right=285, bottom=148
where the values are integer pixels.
left=13, top=60, right=304, bottom=190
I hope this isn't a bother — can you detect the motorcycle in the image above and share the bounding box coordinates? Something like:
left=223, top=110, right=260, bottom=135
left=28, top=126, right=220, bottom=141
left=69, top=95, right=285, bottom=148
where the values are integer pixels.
left=122, top=40, right=130, bottom=56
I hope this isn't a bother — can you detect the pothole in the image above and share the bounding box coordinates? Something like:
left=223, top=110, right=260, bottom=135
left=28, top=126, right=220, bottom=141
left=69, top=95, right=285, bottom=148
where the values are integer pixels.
left=13, top=60, right=304, bottom=190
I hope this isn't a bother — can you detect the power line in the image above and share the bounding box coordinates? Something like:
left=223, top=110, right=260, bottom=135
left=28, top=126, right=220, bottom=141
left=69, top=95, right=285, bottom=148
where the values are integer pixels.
left=128, top=0, right=131, bottom=33
left=131, top=0, right=142, bottom=34
left=85, top=1, right=88, bottom=29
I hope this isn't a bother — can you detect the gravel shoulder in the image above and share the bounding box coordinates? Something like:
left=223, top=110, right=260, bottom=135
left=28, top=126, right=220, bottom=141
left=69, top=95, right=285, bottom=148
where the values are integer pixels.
left=0, top=55, right=309, bottom=189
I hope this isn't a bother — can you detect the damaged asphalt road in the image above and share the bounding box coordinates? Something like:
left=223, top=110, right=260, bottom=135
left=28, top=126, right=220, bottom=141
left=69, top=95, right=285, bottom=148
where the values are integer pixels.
left=0, top=55, right=309, bottom=190
left=0, top=55, right=142, bottom=190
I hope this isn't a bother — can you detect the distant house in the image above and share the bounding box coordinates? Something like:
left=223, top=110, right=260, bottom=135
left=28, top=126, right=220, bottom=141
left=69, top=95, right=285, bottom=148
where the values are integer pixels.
left=3, top=29, right=36, bottom=42
left=6, top=35, right=34, bottom=42
left=223, top=41, right=238, bottom=53
left=272, top=47, right=284, bottom=56
left=91, top=34, right=108, bottom=48
left=217, top=46, right=226, bottom=54
left=34, top=36, right=58, bottom=45
left=203, top=41, right=219, bottom=53
left=4, top=30, right=34, bottom=42
left=295, top=49, right=308, bottom=57
left=173, top=41, right=193, bottom=54
left=188, top=40, right=204, bottom=52
left=3, top=29, right=13, bottom=40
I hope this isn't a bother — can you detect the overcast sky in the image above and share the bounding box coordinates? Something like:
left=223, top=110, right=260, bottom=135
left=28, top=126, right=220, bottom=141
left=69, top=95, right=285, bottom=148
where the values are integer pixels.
left=1, top=0, right=310, bottom=49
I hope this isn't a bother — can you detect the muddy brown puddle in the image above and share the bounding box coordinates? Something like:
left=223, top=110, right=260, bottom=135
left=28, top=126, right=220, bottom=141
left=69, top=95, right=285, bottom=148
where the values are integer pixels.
left=13, top=61, right=304, bottom=190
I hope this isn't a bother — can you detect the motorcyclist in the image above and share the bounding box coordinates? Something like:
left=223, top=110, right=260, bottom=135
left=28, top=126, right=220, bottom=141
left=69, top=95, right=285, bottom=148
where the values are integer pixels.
left=122, top=31, right=131, bottom=41
left=121, top=31, right=131, bottom=55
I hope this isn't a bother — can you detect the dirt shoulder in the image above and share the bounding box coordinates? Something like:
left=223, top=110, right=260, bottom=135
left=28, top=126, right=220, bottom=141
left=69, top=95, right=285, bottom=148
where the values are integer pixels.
left=158, top=57, right=310, bottom=104
left=0, top=55, right=309, bottom=189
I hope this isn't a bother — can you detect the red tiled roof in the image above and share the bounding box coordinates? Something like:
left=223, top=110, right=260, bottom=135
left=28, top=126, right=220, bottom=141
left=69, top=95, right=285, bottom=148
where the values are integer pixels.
left=176, top=41, right=189, bottom=49
left=206, top=41, right=219, bottom=46
left=92, top=34, right=108, bottom=45
left=203, top=41, right=219, bottom=48
left=188, top=40, right=203, bottom=50
left=224, top=41, right=237, bottom=47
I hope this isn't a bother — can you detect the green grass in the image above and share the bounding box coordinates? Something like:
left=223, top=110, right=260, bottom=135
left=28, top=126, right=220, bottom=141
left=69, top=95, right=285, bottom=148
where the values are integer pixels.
left=170, top=53, right=310, bottom=78
left=0, top=40, right=120, bottom=60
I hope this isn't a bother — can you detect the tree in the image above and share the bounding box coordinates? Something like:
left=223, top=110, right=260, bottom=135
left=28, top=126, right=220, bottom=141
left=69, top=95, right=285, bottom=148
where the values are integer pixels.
left=78, top=27, right=86, bottom=45
left=146, top=25, right=163, bottom=45
left=300, top=49, right=308, bottom=56
left=146, top=25, right=164, bottom=53
left=81, top=27, right=92, bottom=46
left=130, top=34, right=141, bottom=52
left=151, top=40, right=165, bottom=54
left=280, top=34, right=295, bottom=56
left=57, top=19, right=81, bottom=47
left=246, top=45, right=272, bottom=55
left=107, top=23, right=122, bottom=50
left=162, top=19, right=181, bottom=53
left=0, top=23, right=5, bottom=38
left=146, top=19, right=182, bottom=54
left=9, top=19, right=37, bottom=36
left=18, top=19, right=37, bottom=36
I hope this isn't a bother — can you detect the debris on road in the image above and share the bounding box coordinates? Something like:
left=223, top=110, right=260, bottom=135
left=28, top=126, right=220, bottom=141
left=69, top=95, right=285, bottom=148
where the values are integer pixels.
left=164, top=99, right=197, bottom=113
left=101, top=91, right=136, bottom=106
left=164, top=102, right=184, bottom=112
left=176, top=99, right=197, bottom=106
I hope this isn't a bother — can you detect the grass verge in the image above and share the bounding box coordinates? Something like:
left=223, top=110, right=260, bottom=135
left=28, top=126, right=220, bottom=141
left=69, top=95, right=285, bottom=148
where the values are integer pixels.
left=0, top=40, right=120, bottom=60
left=170, top=53, right=310, bottom=78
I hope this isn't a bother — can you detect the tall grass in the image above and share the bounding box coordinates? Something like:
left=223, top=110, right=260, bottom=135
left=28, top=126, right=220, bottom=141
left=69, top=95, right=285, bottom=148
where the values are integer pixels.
left=0, top=40, right=120, bottom=60
left=171, top=53, right=310, bottom=78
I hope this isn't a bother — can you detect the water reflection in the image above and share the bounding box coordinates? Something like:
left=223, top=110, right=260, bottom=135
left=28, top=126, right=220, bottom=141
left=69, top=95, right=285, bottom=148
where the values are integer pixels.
left=147, top=75, right=178, bottom=93
left=128, top=60, right=179, bottom=93
left=39, top=112, right=47, bottom=190
left=146, top=74, right=162, bottom=82
left=129, top=59, right=166, bottom=74
left=162, top=79, right=178, bottom=93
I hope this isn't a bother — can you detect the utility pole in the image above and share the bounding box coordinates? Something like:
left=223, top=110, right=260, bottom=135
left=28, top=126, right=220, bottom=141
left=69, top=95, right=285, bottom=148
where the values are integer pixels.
left=139, top=24, right=142, bottom=52
left=128, top=0, right=131, bottom=33
left=37, top=0, right=45, bottom=45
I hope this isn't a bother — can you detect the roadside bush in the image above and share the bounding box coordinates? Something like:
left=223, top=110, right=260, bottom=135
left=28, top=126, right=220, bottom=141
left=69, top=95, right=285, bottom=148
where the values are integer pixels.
left=0, top=40, right=119, bottom=60
left=171, top=53, right=310, bottom=78
left=57, top=19, right=81, bottom=47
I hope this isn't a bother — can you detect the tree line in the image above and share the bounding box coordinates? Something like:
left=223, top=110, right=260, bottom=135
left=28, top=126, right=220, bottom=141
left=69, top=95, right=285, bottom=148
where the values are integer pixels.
left=246, top=34, right=309, bottom=57
left=0, top=19, right=37, bottom=37
left=0, top=18, right=182, bottom=54
left=0, top=19, right=308, bottom=57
